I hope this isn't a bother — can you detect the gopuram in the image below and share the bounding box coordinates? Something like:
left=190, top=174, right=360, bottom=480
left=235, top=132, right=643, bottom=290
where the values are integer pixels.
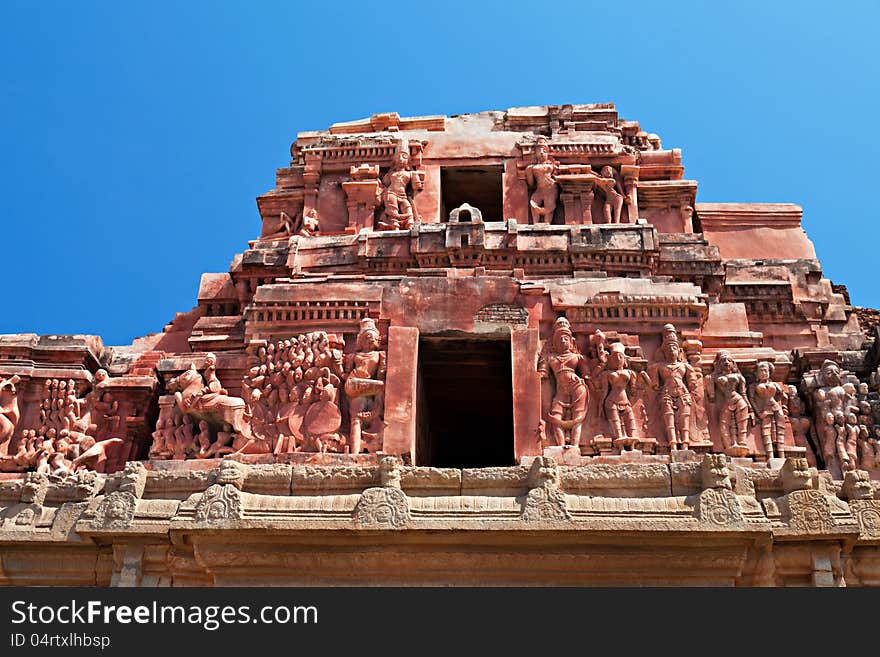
left=3, top=104, right=880, bottom=586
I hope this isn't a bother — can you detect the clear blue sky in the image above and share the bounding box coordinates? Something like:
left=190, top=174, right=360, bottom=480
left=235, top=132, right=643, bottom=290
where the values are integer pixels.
left=1, top=1, right=877, bottom=346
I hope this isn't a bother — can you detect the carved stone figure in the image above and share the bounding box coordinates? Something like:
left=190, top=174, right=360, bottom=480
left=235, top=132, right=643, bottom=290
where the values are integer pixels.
left=169, top=359, right=254, bottom=450
left=195, top=483, right=242, bottom=523
left=683, top=340, right=710, bottom=444
left=841, top=469, right=873, bottom=501
left=825, top=410, right=859, bottom=473
left=377, top=149, right=422, bottom=230
left=701, top=453, right=732, bottom=490
left=707, top=350, right=752, bottom=456
left=240, top=332, right=354, bottom=455
left=354, top=458, right=410, bottom=528
left=587, top=329, right=609, bottom=370
left=538, top=317, right=590, bottom=447
left=344, top=318, right=387, bottom=454
left=5, top=372, right=129, bottom=475
left=299, top=208, right=320, bottom=236
left=522, top=456, right=570, bottom=522
left=808, top=359, right=860, bottom=473
left=854, top=382, right=877, bottom=469
left=595, top=165, right=627, bottom=224
left=0, top=375, right=21, bottom=456
left=645, top=324, right=696, bottom=450
left=265, top=208, right=319, bottom=240
left=694, top=461, right=744, bottom=537
left=299, top=333, right=345, bottom=453
left=374, top=456, right=400, bottom=488
left=205, top=423, right=235, bottom=459
left=20, top=472, right=48, bottom=506
left=592, top=343, right=640, bottom=449
left=71, top=437, right=124, bottom=473
left=781, top=457, right=814, bottom=493
left=524, top=136, right=559, bottom=224
left=787, top=385, right=816, bottom=466
left=749, top=361, right=787, bottom=459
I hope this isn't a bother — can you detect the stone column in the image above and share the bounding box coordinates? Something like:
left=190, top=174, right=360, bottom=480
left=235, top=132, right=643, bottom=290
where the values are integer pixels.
left=383, top=326, right=419, bottom=461
left=342, top=164, right=382, bottom=232
left=302, top=152, right=321, bottom=219
left=512, top=327, right=542, bottom=461
left=621, top=165, right=639, bottom=223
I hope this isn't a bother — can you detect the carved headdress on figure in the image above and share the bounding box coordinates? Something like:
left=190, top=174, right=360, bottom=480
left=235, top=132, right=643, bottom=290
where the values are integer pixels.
left=550, top=316, right=578, bottom=354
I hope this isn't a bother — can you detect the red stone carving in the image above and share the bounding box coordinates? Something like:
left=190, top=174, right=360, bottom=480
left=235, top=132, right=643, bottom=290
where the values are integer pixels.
left=1, top=370, right=135, bottom=474
left=646, top=324, right=698, bottom=451
left=749, top=361, right=787, bottom=459
left=0, top=103, right=872, bottom=478
left=804, top=360, right=861, bottom=475
left=377, top=148, right=423, bottom=231
left=344, top=318, right=386, bottom=454
left=0, top=375, right=21, bottom=456
left=787, top=385, right=817, bottom=467
left=707, top=351, right=752, bottom=457
left=525, top=137, right=559, bottom=224
left=538, top=317, right=590, bottom=448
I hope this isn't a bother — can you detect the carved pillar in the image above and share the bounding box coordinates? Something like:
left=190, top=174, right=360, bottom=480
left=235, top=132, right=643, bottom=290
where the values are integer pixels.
left=343, top=164, right=382, bottom=232
left=680, top=205, right=694, bottom=233
left=102, top=375, right=158, bottom=470
left=580, top=189, right=595, bottom=224
left=383, top=326, right=418, bottom=461
left=560, top=193, right=576, bottom=225
left=512, top=327, right=542, bottom=461
left=557, top=175, right=596, bottom=225
left=621, top=165, right=639, bottom=223
left=302, top=152, right=321, bottom=220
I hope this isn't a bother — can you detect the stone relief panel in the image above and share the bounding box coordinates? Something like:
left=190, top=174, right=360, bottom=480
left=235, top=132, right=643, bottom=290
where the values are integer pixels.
left=802, top=360, right=864, bottom=476
left=152, top=354, right=255, bottom=460
left=1, top=370, right=136, bottom=475
left=517, top=136, right=639, bottom=225
left=531, top=318, right=837, bottom=464
left=150, top=319, right=388, bottom=460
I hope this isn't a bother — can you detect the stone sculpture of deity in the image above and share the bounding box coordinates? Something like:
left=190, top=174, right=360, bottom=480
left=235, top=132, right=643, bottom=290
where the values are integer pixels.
left=538, top=316, right=590, bottom=447
left=377, top=150, right=422, bottom=230
left=787, top=385, right=816, bottom=466
left=748, top=360, right=788, bottom=459
left=595, top=166, right=627, bottom=224
left=683, top=340, right=710, bottom=443
left=524, top=136, right=559, bottom=224
left=343, top=318, right=387, bottom=454
left=809, top=359, right=860, bottom=473
left=645, top=324, right=697, bottom=451
left=707, top=350, right=752, bottom=456
left=592, top=343, right=641, bottom=449
left=0, top=375, right=21, bottom=457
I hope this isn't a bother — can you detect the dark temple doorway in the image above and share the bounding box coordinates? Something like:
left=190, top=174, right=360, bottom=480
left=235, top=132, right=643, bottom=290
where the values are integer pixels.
left=416, top=337, right=515, bottom=468
left=440, top=165, right=504, bottom=222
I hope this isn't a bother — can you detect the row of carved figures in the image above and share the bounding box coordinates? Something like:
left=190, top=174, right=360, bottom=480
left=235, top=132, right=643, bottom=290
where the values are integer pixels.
left=0, top=371, right=125, bottom=475
left=265, top=149, right=425, bottom=238
left=525, top=136, right=637, bottom=225
left=539, top=318, right=880, bottom=475
left=148, top=318, right=387, bottom=460
left=265, top=136, right=639, bottom=238
left=2, top=323, right=880, bottom=477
